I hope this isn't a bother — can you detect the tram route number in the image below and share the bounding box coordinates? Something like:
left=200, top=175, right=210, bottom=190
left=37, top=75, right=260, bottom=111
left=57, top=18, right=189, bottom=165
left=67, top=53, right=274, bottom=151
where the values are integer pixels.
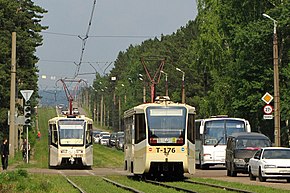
left=156, top=147, right=176, bottom=154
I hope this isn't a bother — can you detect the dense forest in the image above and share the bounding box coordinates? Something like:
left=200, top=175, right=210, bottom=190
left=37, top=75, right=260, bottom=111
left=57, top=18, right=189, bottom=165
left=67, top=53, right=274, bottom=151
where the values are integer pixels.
left=1, top=1, right=290, bottom=146
left=0, top=0, right=47, bottom=139
left=90, top=0, right=290, bottom=145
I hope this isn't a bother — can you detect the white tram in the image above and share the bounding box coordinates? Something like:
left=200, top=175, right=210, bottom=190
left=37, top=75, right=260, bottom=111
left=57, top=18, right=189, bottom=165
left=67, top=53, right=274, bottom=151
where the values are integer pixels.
left=124, top=97, right=196, bottom=178
left=48, top=114, right=93, bottom=167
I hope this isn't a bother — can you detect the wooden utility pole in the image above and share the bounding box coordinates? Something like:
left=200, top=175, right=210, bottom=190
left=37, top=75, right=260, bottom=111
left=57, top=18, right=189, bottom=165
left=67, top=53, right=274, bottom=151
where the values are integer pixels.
left=273, top=20, right=280, bottom=146
left=118, top=97, right=121, bottom=130
left=100, top=95, right=103, bottom=127
left=9, top=32, right=16, bottom=157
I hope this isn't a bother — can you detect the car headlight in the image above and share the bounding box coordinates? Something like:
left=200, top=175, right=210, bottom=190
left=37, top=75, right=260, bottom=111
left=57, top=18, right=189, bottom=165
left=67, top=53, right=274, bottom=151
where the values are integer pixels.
left=264, top=164, right=276, bottom=168
left=234, top=159, right=245, bottom=164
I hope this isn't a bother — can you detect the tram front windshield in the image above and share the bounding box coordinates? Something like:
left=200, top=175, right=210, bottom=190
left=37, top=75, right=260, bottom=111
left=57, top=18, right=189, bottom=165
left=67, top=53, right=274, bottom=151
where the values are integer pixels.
left=147, top=107, right=186, bottom=146
left=204, top=120, right=246, bottom=145
left=58, top=120, right=85, bottom=145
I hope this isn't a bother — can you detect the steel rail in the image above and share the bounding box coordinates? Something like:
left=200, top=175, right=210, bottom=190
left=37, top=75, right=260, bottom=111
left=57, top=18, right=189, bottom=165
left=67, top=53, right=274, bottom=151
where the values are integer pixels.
left=184, top=179, right=255, bottom=193
left=102, top=177, right=145, bottom=193
left=144, top=179, right=198, bottom=193
left=59, top=171, right=86, bottom=193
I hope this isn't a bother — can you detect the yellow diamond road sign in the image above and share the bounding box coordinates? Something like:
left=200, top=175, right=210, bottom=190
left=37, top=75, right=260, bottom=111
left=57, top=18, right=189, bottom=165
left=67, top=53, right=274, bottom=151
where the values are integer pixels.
left=261, top=92, right=273, bottom=104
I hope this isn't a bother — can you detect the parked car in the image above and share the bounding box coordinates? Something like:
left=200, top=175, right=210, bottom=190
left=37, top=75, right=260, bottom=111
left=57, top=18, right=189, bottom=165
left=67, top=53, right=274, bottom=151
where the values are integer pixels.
left=98, top=131, right=110, bottom=144
left=92, top=130, right=101, bottom=143
left=100, top=135, right=110, bottom=145
left=116, top=136, right=124, bottom=151
left=108, top=132, right=117, bottom=147
left=115, top=131, right=124, bottom=150
left=116, top=131, right=124, bottom=138
left=226, top=132, right=271, bottom=177
left=73, top=107, right=80, bottom=115
left=248, top=147, right=290, bottom=182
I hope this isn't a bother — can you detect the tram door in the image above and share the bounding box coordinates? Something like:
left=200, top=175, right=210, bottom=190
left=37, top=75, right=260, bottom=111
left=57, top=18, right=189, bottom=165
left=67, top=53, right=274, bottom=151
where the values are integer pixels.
left=187, top=113, right=195, bottom=174
left=49, top=123, right=58, bottom=166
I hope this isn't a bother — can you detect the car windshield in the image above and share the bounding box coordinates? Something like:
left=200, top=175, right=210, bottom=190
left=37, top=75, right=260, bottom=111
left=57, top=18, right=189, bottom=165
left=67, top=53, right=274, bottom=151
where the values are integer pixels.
left=262, top=149, right=290, bottom=159
left=102, top=135, right=110, bottom=139
left=236, top=139, right=271, bottom=149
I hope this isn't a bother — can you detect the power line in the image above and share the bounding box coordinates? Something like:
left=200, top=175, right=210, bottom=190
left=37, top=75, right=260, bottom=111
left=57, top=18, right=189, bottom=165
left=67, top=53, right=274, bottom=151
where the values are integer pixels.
left=74, top=0, right=98, bottom=78
left=39, top=59, right=113, bottom=64
left=41, top=31, right=161, bottom=39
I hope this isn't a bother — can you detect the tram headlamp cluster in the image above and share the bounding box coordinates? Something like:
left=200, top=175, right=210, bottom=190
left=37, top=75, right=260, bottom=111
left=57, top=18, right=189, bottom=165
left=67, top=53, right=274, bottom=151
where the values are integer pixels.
left=76, top=150, right=83, bottom=154
left=60, top=149, right=83, bottom=154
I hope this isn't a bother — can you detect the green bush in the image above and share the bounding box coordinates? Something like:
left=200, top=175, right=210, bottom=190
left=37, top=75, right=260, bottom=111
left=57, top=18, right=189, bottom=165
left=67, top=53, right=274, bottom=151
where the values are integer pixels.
left=17, top=169, right=28, bottom=177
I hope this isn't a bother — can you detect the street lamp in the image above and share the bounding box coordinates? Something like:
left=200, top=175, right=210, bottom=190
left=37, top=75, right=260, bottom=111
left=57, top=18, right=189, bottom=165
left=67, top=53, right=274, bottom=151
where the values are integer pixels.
left=160, top=70, right=168, bottom=96
left=138, top=74, right=146, bottom=103
left=176, top=67, right=185, bottom=103
left=263, top=13, right=280, bottom=146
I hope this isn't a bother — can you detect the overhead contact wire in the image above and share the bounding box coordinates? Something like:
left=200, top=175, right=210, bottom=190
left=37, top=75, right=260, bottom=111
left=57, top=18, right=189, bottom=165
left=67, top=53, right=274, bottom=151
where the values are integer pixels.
left=74, top=0, right=97, bottom=78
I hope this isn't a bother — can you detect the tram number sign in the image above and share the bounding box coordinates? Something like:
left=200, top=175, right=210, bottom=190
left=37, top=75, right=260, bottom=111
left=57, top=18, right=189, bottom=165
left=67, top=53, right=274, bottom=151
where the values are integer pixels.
left=263, top=104, right=273, bottom=114
left=156, top=147, right=176, bottom=154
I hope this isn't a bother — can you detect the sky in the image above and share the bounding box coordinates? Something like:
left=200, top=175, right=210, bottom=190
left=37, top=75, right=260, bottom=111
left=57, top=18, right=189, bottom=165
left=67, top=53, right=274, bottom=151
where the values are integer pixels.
left=33, top=0, right=197, bottom=90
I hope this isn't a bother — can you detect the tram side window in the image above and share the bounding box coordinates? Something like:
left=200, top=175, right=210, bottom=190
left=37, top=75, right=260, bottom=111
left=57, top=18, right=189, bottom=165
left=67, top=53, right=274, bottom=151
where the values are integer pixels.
left=124, top=116, right=133, bottom=144
left=50, top=124, right=58, bottom=146
left=135, top=113, right=146, bottom=144
left=86, top=124, right=93, bottom=145
left=187, top=114, right=195, bottom=143
left=195, top=121, right=201, bottom=140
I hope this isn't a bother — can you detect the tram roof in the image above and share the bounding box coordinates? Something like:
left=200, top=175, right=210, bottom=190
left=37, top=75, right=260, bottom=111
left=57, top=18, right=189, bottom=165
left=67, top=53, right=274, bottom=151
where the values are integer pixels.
left=48, top=115, right=93, bottom=123
left=124, top=100, right=195, bottom=117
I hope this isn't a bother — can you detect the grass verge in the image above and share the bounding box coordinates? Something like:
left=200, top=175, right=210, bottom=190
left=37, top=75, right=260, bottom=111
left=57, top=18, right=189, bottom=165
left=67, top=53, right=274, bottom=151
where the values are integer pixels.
left=0, top=169, right=78, bottom=193
left=93, top=144, right=124, bottom=168
left=69, top=176, right=130, bottom=193
left=15, top=107, right=56, bottom=169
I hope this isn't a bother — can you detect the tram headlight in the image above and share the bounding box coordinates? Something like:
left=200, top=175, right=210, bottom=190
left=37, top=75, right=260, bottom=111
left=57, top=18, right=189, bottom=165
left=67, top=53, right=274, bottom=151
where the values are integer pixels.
left=76, top=150, right=83, bottom=154
left=61, top=150, right=67, bottom=153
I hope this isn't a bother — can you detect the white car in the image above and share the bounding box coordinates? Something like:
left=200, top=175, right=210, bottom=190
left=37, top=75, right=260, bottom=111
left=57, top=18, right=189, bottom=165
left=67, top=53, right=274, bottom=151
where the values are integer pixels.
left=100, top=135, right=110, bottom=145
left=248, top=147, right=290, bottom=182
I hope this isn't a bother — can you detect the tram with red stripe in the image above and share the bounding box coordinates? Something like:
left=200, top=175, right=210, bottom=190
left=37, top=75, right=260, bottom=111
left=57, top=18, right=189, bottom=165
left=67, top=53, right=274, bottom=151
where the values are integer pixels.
left=124, top=96, right=196, bottom=179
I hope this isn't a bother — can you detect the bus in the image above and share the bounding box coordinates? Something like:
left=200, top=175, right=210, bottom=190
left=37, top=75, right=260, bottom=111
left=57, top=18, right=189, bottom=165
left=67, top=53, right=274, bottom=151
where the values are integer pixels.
left=48, top=114, right=93, bottom=167
left=124, top=96, right=196, bottom=179
left=195, top=116, right=251, bottom=169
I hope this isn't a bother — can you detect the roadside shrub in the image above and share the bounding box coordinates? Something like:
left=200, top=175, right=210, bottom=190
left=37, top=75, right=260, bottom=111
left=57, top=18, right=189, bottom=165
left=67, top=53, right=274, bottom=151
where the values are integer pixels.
left=17, top=169, right=28, bottom=177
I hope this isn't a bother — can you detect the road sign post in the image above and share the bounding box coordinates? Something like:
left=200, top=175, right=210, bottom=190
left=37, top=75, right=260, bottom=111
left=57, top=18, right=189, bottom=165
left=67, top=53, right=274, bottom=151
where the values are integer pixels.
left=20, top=90, right=34, bottom=102
left=20, top=90, right=33, bottom=164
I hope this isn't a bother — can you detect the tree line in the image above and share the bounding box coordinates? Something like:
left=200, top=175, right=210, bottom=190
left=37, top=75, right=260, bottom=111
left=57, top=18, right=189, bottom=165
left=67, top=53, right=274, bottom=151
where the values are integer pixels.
left=90, top=0, right=290, bottom=145
left=1, top=1, right=289, bottom=146
left=0, top=0, right=47, bottom=139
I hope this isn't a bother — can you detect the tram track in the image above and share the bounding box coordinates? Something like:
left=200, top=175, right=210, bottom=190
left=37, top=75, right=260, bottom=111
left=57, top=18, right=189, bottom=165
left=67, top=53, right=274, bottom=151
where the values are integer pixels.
left=184, top=179, right=255, bottom=193
left=60, top=170, right=145, bottom=193
left=102, top=177, right=145, bottom=193
left=59, top=171, right=86, bottom=193
left=143, top=178, right=256, bottom=193
left=144, top=179, right=198, bottom=193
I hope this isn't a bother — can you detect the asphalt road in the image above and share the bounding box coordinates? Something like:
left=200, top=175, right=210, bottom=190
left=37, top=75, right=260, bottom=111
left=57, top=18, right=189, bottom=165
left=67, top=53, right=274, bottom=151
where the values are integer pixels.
left=21, top=165, right=290, bottom=191
left=187, top=165, right=290, bottom=191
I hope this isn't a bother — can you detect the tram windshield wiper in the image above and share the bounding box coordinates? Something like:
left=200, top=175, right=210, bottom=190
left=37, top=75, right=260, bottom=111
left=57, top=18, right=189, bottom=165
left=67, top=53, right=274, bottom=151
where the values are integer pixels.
left=214, top=137, right=224, bottom=147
